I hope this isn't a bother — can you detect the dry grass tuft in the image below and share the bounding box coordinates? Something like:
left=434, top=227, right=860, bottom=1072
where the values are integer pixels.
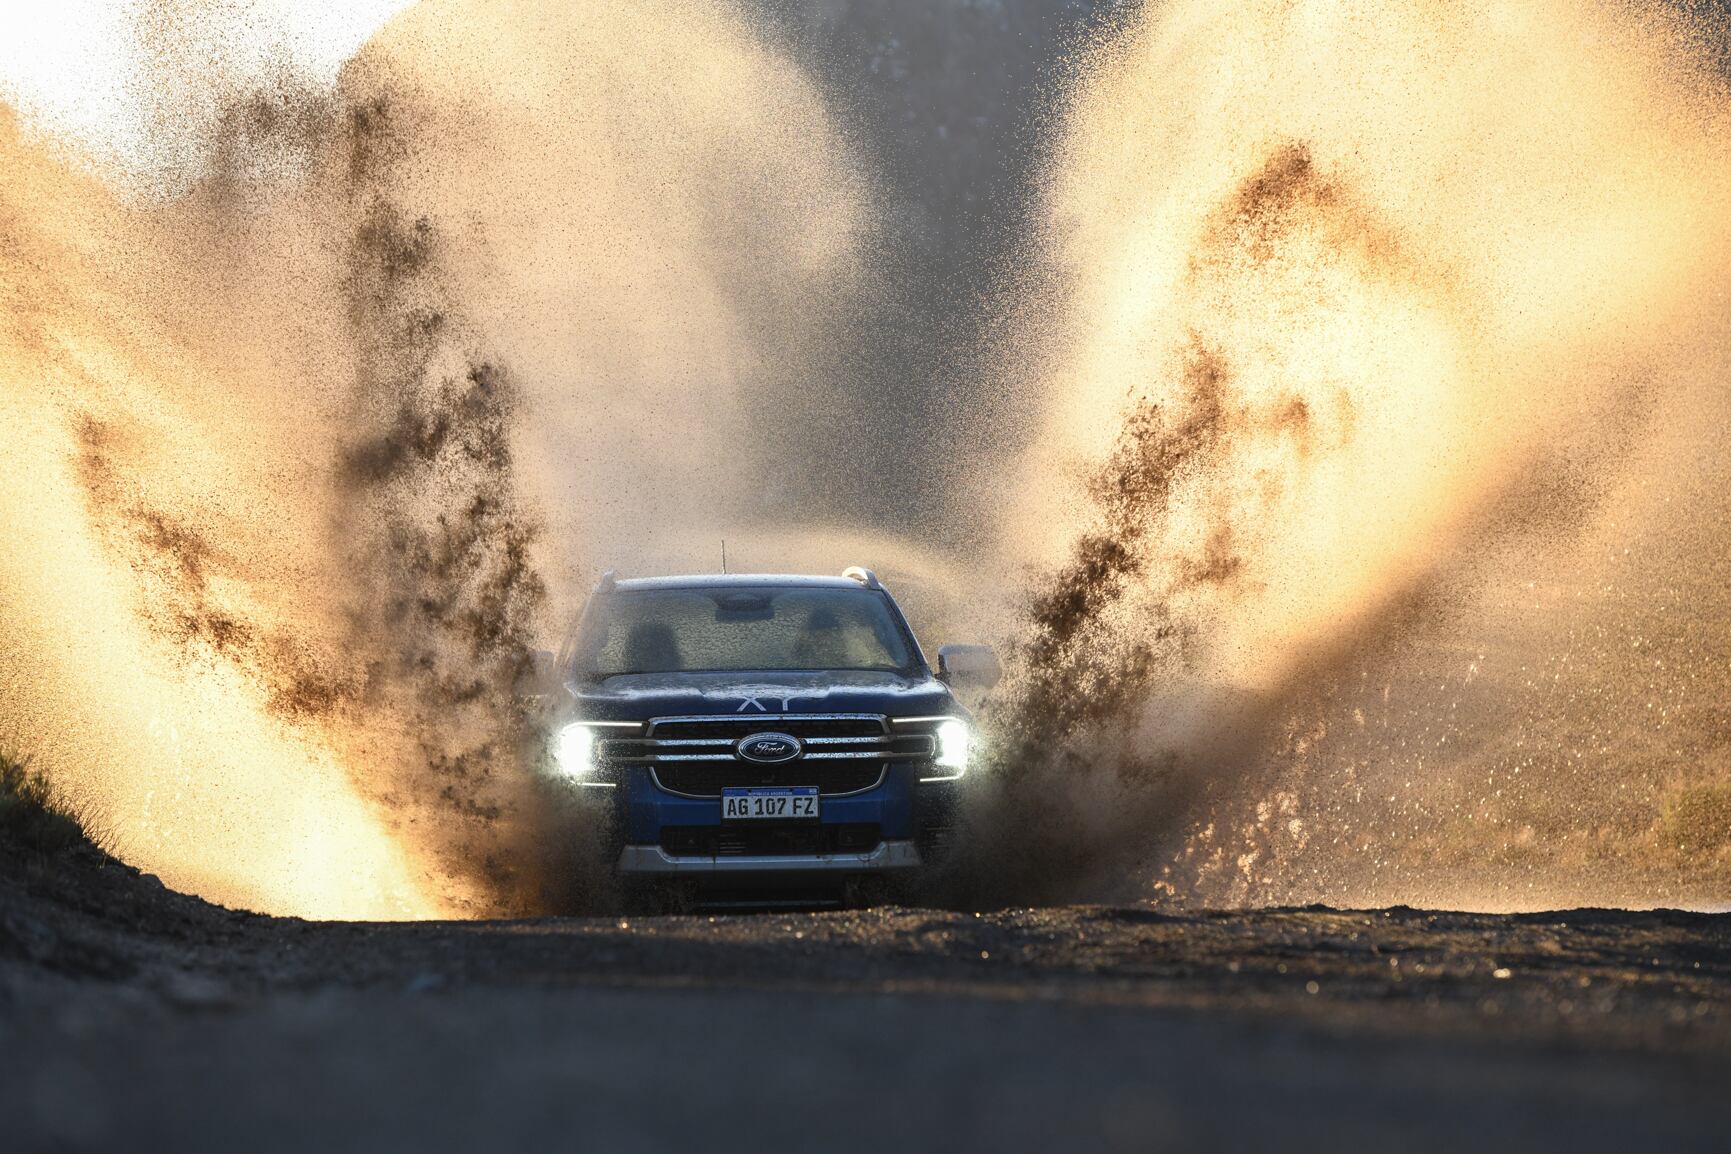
left=0, top=751, right=96, bottom=853
left=1656, top=781, right=1731, bottom=859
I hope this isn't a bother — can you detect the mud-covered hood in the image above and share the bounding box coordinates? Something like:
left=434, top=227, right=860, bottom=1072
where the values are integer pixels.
left=559, top=669, right=960, bottom=724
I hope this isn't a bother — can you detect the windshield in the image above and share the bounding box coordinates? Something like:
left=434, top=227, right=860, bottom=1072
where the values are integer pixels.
left=573, top=586, right=918, bottom=676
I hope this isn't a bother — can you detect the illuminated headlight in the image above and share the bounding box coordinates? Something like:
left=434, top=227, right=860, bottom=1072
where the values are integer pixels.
left=934, top=719, right=972, bottom=776
left=551, top=723, right=598, bottom=780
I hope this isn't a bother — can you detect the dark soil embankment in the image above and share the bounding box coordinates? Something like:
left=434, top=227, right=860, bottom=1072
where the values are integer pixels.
left=3, top=814, right=1730, bottom=1030
left=5, top=809, right=1731, bottom=1152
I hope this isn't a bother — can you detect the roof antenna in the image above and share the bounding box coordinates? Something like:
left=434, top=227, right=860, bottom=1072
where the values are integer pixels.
left=721, top=539, right=728, bottom=574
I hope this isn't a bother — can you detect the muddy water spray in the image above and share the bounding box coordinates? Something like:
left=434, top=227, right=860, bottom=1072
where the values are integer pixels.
left=0, top=0, right=870, bottom=916
left=977, top=0, right=1731, bottom=906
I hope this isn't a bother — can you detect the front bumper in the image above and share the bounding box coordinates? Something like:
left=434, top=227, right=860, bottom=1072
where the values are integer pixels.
left=583, top=760, right=958, bottom=882
left=616, top=839, right=922, bottom=876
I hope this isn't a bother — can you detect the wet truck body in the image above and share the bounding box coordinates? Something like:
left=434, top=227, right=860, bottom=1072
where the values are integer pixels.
left=535, top=569, right=999, bottom=904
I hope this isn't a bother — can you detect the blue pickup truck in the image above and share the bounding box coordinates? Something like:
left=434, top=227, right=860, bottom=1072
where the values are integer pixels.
left=533, top=567, right=1000, bottom=907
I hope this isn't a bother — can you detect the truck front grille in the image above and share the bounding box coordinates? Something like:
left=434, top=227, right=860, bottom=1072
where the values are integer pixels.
left=597, top=713, right=934, bottom=798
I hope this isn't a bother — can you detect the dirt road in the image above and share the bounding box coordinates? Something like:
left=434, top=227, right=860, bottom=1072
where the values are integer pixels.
left=3, top=842, right=1728, bottom=1153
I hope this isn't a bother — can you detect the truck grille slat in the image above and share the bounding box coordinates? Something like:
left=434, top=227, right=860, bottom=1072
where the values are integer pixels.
left=606, top=713, right=934, bottom=797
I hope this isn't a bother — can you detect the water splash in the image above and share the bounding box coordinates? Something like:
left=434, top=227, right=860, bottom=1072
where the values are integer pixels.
left=0, top=0, right=871, bottom=916
left=973, top=0, right=1731, bottom=908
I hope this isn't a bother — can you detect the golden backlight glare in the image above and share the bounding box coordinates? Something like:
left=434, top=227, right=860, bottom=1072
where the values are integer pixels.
left=346, top=0, right=872, bottom=596
left=1011, top=0, right=1731, bottom=693
left=7, top=0, right=1731, bottom=916
left=959, top=0, right=1731, bottom=911
left=2, top=312, right=435, bottom=919
left=0, top=0, right=869, bottom=917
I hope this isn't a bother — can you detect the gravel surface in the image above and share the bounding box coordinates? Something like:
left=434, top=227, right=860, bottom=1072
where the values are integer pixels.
left=3, top=841, right=1729, bottom=1152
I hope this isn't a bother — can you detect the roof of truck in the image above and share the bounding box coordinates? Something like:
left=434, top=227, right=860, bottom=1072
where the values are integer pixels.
left=611, top=573, right=878, bottom=592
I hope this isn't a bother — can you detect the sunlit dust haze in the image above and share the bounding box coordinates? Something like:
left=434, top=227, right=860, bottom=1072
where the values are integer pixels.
left=0, top=0, right=872, bottom=916
left=8, top=0, right=1731, bottom=920
left=971, top=0, right=1731, bottom=910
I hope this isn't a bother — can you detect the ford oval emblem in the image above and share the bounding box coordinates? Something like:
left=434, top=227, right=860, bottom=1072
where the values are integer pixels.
left=736, top=732, right=803, bottom=764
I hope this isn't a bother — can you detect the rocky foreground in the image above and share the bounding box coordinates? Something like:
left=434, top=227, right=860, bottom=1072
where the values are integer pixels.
left=3, top=833, right=1729, bottom=1152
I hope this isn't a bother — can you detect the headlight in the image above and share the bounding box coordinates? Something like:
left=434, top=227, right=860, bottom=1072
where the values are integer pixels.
left=933, top=719, right=972, bottom=777
left=551, top=723, right=598, bottom=779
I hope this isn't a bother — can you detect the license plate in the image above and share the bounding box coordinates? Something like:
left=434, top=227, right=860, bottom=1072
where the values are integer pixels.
left=721, top=787, right=819, bottom=821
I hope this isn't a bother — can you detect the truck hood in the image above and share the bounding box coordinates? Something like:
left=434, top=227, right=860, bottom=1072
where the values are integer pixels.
left=559, top=669, right=960, bottom=724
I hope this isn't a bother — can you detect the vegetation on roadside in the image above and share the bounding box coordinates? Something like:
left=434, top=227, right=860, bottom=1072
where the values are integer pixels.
left=0, top=751, right=92, bottom=853
left=1656, top=779, right=1731, bottom=860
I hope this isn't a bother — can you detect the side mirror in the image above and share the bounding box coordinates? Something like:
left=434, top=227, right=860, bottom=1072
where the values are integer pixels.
left=516, top=649, right=561, bottom=698
left=936, top=644, right=1001, bottom=693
